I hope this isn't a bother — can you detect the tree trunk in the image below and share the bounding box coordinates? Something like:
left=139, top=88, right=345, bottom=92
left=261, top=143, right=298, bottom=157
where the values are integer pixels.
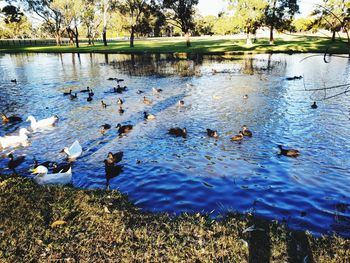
left=331, top=30, right=336, bottom=42
left=185, top=32, right=191, bottom=47
left=103, top=0, right=108, bottom=46
left=246, top=27, right=252, bottom=45
left=55, top=32, right=61, bottom=46
left=103, top=27, right=107, bottom=46
left=269, top=0, right=277, bottom=45
left=75, top=26, right=79, bottom=48
left=130, top=26, right=135, bottom=48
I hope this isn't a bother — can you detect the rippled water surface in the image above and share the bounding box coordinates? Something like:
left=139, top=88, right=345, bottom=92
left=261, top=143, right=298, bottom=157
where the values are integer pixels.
left=0, top=53, right=349, bottom=237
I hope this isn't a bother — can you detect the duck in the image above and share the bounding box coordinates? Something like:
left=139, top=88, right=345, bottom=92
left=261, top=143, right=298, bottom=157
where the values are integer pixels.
left=101, top=101, right=108, bottom=108
left=278, top=145, right=300, bottom=157
left=10, top=79, right=17, bottom=83
left=169, top=127, right=187, bottom=138
left=106, top=151, right=123, bottom=165
left=286, top=75, right=303, bottom=81
left=143, top=96, right=152, bottom=105
left=206, top=129, right=219, bottom=138
left=80, top=86, right=90, bottom=93
left=61, top=140, right=82, bottom=160
left=100, top=124, right=111, bottom=134
left=231, top=131, right=244, bottom=141
left=0, top=128, right=29, bottom=149
left=116, top=78, right=124, bottom=83
left=8, top=153, right=25, bottom=173
left=70, top=93, right=78, bottom=100
left=117, top=98, right=123, bottom=105
left=243, top=94, right=249, bottom=99
left=26, top=115, right=59, bottom=130
left=118, top=106, right=125, bottom=114
left=32, top=165, right=72, bottom=185
left=153, top=87, right=163, bottom=93
left=117, top=84, right=127, bottom=91
left=144, top=112, right=156, bottom=120
left=63, top=89, right=72, bottom=96
left=87, top=95, right=93, bottom=102
left=116, top=123, right=133, bottom=135
left=242, top=125, right=253, bottom=137
left=52, top=163, right=71, bottom=173
left=32, top=158, right=57, bottom=170
left=311, top=102, right=318, bottom=109
left=137, top=90, right=144, bottom=94
left=114, top=87, right=124, bottom=93
left=1, top=113, right=22, bottom=124
left=178, top=100, right=185, bottom=106
left=88, top=90, right=94, bottom=97
left=104, top=160, right=123, bottom=189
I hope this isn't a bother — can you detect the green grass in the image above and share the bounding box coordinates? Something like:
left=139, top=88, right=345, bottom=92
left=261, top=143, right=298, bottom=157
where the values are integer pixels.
left=1, top=35, right=349, bottom=55
left=0, top=174, right=349, bottom=262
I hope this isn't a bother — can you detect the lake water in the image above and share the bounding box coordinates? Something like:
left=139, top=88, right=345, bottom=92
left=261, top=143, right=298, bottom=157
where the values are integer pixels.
left=0, top=52, right=349, bottom=237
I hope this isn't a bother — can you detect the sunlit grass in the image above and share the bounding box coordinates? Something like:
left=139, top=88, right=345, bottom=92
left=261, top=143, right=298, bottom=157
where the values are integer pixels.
left=0, top=35, right=349, bottom=54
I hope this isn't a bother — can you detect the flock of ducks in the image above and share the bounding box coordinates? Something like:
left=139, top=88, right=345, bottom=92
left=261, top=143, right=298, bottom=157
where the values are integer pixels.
left=1, top=75, right=311, bottom=187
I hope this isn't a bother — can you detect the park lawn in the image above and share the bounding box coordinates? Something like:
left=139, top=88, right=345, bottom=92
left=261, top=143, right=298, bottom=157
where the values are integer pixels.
left=0, top=174, right=349, bottom=262
left=0, top=35, right=349, bottom=55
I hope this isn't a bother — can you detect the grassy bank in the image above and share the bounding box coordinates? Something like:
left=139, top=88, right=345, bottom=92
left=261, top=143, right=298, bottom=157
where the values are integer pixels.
left=0, top=174, right=348, bottom=262
left=0, top=36, right=349, bottom=55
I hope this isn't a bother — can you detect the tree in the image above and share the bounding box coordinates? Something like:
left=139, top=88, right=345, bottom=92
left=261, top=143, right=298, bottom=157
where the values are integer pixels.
left=228, top=0, right=268, bottom=45
left=162, top=0, right=199, bottom=47
left=10, top=0, right=64, bottom=45
left=82, top=0, right=103, bottom=45
left=265, top=0, right=300, bottom=44
left=1, top=5, right=32, bottom=38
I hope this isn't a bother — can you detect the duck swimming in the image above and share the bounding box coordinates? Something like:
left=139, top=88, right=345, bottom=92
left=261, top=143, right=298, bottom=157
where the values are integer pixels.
left=117, top=98, right=124, bottom=105
left=153, top=87, right=163, bottom=93
left=80, top=86, right=90, bottom=93
left=70, top=93, right=78, bottom=100
left=0, top=128, right=29, bottom=149
left=10, top=79, right=17, bottom=83
left=32, top=165, right=72, bottom=185
left=100, top=124, right=111, bottom=134
left=116, top=123, right=133, bottom=135
left=143, top=96, right=152, bottom=105
left=26, top=115, right=58, bottom=130
left=242, top=125, right=252, bottom=137
left=1, top=113, right=22, bottom=124
left=311, top=102, right=318, bottom=109
left=63, top=89, right=72, bottom=96
left=87, top=95, right=93, bottom=102
left=8, top=153, right=25, bottom=173
left=278, top=145, right=300, bottom=157
left=88, top=90, right=94, bottom=97
left=61, top=140, right=82, bottom=160
left=231, top=131, right=244, bottom=141
left=144, top=112, right=156, bottom=120
left=206, top=129, right=219, bottom=138
left=106, top=151, right=123, bottom=165
left=243, top=94, right=249, bottom=99
left=101, top=101, right=108, bottom=108
left=178, top=100, right=185, bottom=106
left=169, top=127, right=187, bottom=138
left=114, top=87, right=124, bottom=93
left=137, top=90, right=144, bottom=94
left=118, top=106, right=125, bottom=114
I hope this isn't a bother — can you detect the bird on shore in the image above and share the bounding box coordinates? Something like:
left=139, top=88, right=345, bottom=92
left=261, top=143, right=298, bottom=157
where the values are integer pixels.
left=169, top=127, right=187, bottom=138
left=70, top=93, right=78, bottom=100
left=242, top=125, right=252, bottom=137
left=143, top=96, right=152, bottom=105
left=311, top=102, right=318, bottom=109
left=117, top=98, right=123, bottom=105
left=63, top=89, right=72, bottom=96
left=206, top=129, right=219, bottom=138
left=231, top=131, right=244, bottom=141
left=0, top=128, right=29, bottom=149
left=8, top=153, right=25, bottom=173
left=61, top=140, right=82, bottom=160
left=278, top=145, right=300, bottom=157
left=116, top=123, right=133, bottom=135
left=144, top=112, right=156, bottom=120
left=1, top=113, right=22, bottom=124
left=118, top=106, right=125, bottom=114
left=26, top=115, right=58, bottom=130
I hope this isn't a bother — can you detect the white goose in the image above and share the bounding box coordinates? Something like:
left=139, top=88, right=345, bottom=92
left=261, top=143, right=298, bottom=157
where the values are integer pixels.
left=27, top=115, right=59, bottom=130
left=32, top=165, right=72, bottom=185
left=62, top=140, right=82, bottom=160
left=0, top=128, right=29, bottom=149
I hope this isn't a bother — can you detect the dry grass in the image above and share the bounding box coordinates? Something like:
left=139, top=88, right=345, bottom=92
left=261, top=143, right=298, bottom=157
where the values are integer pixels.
left=0, top=174, right=349, bottom=262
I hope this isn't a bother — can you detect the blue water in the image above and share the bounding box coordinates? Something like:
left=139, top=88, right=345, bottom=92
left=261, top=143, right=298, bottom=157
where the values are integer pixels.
left=0, top=53, right=349, bottom=237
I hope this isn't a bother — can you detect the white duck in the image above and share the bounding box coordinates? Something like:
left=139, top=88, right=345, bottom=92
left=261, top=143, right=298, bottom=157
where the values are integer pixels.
left=62, top=140, right=82, bottom=160
left=32, top=165, right=72, bottom=185
left=26, top=115, right=59, bottom=130
left=0, top=128, right=29, bottom=149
